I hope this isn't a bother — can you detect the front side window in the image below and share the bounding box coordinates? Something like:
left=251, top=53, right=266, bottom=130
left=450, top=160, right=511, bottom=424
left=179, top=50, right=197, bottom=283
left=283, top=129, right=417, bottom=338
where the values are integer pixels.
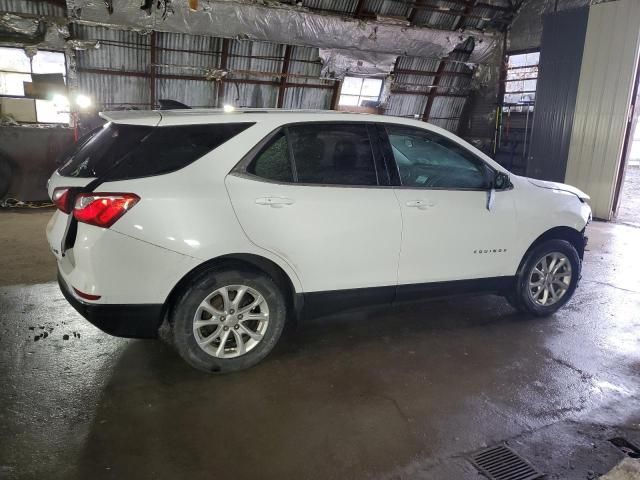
left=386, top=126, right=489, bottom=190
left=288, top=123, right=378, bottom=186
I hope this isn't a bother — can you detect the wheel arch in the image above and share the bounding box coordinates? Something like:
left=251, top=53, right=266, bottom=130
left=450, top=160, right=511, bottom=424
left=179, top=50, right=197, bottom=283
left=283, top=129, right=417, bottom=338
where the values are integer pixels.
left=162, top=253, right=303, bottom=324
left=516, top=226, right=586, bottom=277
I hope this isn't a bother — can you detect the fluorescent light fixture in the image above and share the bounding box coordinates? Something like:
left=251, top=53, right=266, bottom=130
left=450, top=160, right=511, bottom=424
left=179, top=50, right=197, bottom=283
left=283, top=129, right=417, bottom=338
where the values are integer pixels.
left=76, top=94, right=92, bottom=109
left=223, top=104, right=235, bottom=112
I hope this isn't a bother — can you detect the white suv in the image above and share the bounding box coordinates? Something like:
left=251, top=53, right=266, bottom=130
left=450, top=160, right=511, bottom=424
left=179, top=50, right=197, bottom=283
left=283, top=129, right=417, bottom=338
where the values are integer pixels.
left=47, top=109, right=591, bottom=372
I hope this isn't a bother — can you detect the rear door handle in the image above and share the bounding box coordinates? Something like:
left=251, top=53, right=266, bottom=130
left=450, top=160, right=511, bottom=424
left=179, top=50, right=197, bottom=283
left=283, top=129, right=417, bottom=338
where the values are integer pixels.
left=405, top=199, right=436, bottom=209
left=255, top=197, right=295, bottom=208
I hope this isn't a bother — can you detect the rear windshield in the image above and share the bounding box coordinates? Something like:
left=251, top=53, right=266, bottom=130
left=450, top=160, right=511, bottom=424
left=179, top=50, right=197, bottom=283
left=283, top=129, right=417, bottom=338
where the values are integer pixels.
left=58, top=122, right=254, bottom=180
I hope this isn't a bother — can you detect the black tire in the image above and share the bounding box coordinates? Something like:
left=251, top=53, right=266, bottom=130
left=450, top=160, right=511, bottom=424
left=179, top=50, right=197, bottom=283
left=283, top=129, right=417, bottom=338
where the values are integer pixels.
left=170, top=268, right=287, bottom=373
left=510, top=239, right=581, bottom=316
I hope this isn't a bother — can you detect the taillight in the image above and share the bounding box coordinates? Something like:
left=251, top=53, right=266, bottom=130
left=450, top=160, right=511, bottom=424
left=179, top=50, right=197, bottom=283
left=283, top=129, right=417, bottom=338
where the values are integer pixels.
left=73, top=287, right=101, bottom=301
left=73, top=193, right=140, bottom=228
left=52, top=187, right=76, bottom=214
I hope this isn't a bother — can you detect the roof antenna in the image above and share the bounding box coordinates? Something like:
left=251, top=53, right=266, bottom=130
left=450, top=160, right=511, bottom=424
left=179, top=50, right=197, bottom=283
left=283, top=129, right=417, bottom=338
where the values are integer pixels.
left=158, top=99, right=192, bottom=110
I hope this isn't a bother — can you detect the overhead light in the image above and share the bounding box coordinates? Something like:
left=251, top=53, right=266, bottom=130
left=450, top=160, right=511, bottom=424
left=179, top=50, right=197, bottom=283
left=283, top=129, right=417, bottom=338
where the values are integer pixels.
left=223, top=104, right=235, bottom=113
left=76, top=94, right=92, bottom=109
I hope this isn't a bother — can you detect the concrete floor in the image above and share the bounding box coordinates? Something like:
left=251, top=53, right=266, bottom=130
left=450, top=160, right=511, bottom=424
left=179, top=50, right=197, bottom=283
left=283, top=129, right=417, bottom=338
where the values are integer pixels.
left=618, top=165, right=640, bottom=227
left=1, top=211, right=640, bottom=479
left=0, top=209, right=56, bottom=286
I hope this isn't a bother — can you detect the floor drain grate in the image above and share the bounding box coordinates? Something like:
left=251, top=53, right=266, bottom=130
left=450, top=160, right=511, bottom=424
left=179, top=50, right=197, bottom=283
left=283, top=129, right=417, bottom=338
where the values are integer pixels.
left=610, top=437, right=640, bottom=458
left=469, top=444, right=543, bottom=480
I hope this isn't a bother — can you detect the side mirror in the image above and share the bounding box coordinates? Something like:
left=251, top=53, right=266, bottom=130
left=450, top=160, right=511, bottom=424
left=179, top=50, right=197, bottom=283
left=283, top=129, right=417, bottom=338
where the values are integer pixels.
left=493, top=172, right=510, bottom=190
left=486, top=172, right=510, bottom=211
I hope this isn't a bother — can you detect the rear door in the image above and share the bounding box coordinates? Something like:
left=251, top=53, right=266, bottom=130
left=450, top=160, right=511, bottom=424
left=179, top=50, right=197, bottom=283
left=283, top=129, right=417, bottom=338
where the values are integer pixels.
left=225, top=122, right=402, bottom=295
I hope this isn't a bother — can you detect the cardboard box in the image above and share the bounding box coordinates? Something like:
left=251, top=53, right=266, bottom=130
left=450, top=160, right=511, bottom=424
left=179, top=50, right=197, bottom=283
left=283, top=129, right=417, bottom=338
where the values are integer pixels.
left=0, top=97, right=37, bottom=123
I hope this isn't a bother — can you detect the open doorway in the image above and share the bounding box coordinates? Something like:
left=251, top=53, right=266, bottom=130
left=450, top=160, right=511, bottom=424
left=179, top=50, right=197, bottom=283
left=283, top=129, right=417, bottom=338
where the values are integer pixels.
left=614, top=70, right=640, bottom=227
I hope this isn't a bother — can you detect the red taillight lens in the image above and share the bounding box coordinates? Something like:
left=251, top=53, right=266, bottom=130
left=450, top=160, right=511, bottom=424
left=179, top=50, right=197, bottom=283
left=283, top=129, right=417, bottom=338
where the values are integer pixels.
left=73, top=287, right=101, bottom=301
left=52, top=187, right=75, bottom=214
left=73, top=193, right=140, bottom=228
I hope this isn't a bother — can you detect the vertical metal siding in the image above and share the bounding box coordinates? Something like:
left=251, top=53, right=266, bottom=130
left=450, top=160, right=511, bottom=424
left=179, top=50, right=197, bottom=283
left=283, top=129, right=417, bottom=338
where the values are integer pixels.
left=565, top=0, right=640, bottom=220
left=77, top=72, right=150, bottom=107
left=284, top=46, right=333, bottom=109
left=155, top=32, right=220, bottom=107
left=385, top=93, right=427, bottom=117
left=526, top=7, right=588, bottom=182
left=225, top=40, right=282, bottom=108
left=73, top=25, right=151, bottom=107
left=0, top=0, right=65, bottom=17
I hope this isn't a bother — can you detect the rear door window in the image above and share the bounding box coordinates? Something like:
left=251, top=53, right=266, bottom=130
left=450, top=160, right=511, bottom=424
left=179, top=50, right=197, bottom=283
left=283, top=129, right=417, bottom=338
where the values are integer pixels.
left=247, top=131, right=293, bottom=183
left=59, top=122, right=254, bottom=180
left=288, top=123, right=378, bottom=186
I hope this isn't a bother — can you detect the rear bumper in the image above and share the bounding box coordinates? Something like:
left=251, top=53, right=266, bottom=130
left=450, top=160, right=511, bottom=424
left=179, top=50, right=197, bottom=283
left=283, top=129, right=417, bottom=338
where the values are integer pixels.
left=58, top=270, right=163, bottom=339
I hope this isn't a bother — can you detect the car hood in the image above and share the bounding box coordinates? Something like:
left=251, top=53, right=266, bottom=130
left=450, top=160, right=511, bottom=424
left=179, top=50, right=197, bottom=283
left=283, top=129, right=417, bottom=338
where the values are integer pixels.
left=526, top=178, right=590, bottom=201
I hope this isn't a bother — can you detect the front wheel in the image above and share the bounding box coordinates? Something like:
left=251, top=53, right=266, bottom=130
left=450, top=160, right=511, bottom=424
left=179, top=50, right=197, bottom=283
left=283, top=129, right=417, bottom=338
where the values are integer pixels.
left=509, top=239, right=581, bottom=316
left=170, top=268, right=287, bottom=373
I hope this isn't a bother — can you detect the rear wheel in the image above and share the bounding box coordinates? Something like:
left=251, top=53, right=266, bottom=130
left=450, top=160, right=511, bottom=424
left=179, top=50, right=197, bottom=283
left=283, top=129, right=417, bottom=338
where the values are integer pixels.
left=509, top=239, right=580, bottom=316
left=170, top=268, right=286, bottom=373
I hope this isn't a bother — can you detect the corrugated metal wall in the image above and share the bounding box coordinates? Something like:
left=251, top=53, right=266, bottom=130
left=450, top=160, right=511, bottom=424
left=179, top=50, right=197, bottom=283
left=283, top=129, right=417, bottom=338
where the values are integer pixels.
left=526, top=7, right=588, bottom=182
left=565, top=0, right=640, bottom=220
left=74, top=24, right=151, bottom=108
left=70, top=25, right=478, bottom=133
left=0, top=0, right=515, bottom=139
left=283, top=46, right=333, bottom=109
left=71, top=27, right=335, bottom=111
left=156, top=32, right=221, bottom=108
left=0, top=0, right=66, bottom=17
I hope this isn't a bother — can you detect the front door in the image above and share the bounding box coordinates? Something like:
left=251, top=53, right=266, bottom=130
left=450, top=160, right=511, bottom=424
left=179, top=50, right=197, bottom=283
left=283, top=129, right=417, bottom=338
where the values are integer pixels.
left=379, top=124, right=517, bottom=289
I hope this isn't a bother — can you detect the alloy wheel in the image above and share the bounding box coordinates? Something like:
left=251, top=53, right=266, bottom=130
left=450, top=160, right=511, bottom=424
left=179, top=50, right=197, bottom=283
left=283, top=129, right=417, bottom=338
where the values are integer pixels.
left=193, top=285, right=269, bottom=358
left=528, top=252, right=573, bottom=307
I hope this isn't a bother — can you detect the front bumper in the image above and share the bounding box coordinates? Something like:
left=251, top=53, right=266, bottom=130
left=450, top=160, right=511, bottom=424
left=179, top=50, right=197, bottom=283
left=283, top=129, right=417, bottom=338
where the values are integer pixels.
left=58, top=270, right=163, bottom=339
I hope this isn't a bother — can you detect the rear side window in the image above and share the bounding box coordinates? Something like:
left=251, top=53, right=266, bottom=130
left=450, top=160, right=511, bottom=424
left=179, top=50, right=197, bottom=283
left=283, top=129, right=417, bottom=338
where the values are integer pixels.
left=288, top=124, right=378, bottom=186
left=247, top=131, right=293, bottom=183
left=59, top=122, right=254, bottom=180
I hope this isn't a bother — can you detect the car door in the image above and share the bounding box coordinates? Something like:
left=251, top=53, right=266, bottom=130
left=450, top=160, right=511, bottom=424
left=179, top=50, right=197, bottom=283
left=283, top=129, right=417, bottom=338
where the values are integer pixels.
left=379, top=124, right=518, bottom=291
left=225, top=122, right=402, bottom=301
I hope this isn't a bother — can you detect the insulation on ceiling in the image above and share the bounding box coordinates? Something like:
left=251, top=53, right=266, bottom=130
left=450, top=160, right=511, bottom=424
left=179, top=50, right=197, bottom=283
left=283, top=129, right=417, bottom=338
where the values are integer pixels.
left=67, top=0, right=499, bottom=64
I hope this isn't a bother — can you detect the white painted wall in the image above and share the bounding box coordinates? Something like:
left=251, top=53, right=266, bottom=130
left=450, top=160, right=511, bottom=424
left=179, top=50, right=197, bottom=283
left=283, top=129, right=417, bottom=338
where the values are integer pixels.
left=565, top=0, right=640, bottom=220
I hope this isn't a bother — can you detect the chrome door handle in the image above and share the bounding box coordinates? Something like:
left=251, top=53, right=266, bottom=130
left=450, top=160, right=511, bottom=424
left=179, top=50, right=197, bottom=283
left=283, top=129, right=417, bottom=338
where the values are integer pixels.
left=255, top=197, right=295, bottom=208
left=405, top=199, right=435, bottom=209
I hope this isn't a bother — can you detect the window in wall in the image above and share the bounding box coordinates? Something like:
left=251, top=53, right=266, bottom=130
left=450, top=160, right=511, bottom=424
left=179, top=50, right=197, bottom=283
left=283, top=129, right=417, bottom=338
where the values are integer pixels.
left=0, top=47, right=68, bottom=123
left=503, top=52, right=539, bottom=112
left=338, top=76, right=383, bottom=107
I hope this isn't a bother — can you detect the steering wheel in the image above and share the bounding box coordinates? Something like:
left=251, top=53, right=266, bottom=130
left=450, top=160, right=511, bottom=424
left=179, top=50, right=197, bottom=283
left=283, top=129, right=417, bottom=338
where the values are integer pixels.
left=425, top=172, right=447, bottom=188
left=398, top=165, right=414, bottom=185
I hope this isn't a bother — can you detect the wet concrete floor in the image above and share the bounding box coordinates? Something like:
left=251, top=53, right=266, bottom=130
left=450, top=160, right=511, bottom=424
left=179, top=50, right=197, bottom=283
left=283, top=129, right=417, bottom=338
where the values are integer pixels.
left=618, top=165, right=640, bottom=228
left=1, top=215, right=640, bottom=479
